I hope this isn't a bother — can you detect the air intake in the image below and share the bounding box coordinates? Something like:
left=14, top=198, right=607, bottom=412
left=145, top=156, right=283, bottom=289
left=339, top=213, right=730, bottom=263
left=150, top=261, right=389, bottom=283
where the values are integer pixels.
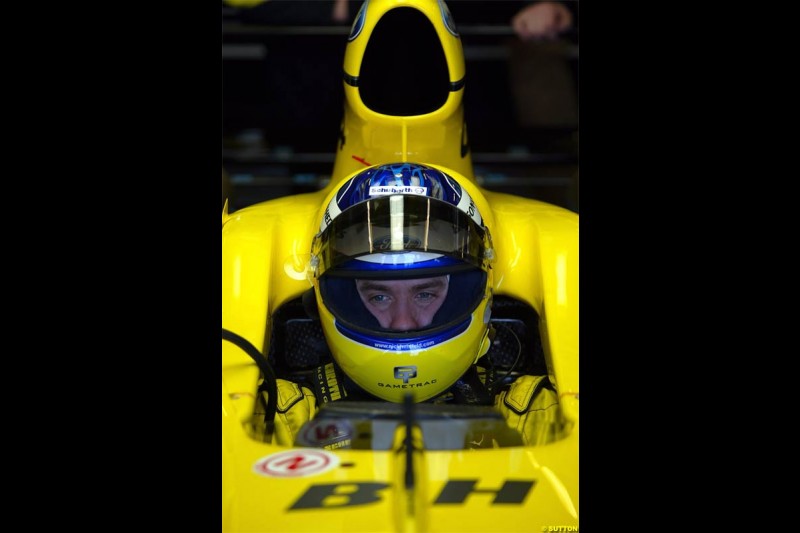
left=359, top=7, right=450, bottom=116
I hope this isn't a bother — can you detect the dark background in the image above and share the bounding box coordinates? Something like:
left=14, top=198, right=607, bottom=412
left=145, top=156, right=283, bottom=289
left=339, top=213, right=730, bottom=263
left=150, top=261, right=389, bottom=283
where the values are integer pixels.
left=222, top=0, right=579, bottom=212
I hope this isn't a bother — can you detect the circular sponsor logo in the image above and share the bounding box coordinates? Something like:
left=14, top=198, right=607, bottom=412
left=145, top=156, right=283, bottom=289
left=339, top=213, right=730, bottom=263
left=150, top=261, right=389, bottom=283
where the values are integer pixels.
left=253, top=449, right=340, bottom=478
left=297, top=420, right=353, bottom=449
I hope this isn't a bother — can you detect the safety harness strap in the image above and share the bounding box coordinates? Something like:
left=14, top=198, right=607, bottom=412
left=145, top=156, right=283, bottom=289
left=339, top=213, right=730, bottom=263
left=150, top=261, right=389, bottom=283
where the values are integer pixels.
left=311, top=362, right=349, bottom=404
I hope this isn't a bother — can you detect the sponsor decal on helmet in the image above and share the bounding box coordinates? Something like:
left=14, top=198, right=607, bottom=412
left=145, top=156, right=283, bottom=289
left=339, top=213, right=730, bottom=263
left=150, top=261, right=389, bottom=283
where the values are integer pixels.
left=336, top=319, right=470, bottom=351
left=372, top=235, right=423, bottom=251
left=377, top=379, right=438, bottom=389
left=372, top=339, right=437, bottom=351
left=377, top=365, right=438, bottom=389
left=368, top=185, right=427, bottom=196
left=320, top=200, right=340, bottom=232
left=394, top=366, right=417, bottom=383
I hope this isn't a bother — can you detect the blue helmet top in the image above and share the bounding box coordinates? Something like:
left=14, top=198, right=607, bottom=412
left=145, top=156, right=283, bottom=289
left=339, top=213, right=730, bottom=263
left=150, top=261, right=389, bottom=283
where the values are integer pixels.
left=319, top=163, right=482, bottom=234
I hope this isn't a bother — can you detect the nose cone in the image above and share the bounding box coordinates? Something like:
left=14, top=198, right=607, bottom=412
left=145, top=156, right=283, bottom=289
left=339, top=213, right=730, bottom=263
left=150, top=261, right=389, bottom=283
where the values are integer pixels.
left=343, top=0, right=466, bottom=117
left=330, top=0, right=476, bottom=187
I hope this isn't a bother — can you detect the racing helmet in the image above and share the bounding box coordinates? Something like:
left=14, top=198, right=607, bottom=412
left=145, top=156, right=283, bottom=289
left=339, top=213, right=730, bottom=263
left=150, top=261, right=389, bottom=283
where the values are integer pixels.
left=309, top=163, right=495, bottom=402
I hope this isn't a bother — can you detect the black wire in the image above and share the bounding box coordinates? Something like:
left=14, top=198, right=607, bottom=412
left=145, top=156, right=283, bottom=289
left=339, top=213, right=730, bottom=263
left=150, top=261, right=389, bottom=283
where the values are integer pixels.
left=222, top=328, right=277, bottom=437
left=486, top=323, right=523, bottom=393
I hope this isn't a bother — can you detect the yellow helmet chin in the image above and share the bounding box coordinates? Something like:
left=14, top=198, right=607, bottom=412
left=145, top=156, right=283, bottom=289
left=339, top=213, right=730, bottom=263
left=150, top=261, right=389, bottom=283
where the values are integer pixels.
left=314, top=282, right=493, bottom=403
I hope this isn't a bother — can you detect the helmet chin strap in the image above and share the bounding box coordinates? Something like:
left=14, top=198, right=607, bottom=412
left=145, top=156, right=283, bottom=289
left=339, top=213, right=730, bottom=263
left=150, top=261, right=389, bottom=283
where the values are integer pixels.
left=475, top=324, right=496, bottom=363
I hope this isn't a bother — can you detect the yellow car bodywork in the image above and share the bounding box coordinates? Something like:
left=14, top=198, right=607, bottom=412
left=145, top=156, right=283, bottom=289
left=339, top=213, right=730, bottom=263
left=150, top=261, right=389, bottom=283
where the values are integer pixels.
left=223, top=1, right=578, bottom=531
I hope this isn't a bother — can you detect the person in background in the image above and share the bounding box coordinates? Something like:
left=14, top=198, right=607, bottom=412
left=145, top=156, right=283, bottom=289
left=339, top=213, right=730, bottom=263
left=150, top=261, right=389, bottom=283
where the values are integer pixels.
left=332, top=0, right=351, bottom=23
left=511, top=1, right=574, bottom=40
left=505, top=1, right=579, bottom=130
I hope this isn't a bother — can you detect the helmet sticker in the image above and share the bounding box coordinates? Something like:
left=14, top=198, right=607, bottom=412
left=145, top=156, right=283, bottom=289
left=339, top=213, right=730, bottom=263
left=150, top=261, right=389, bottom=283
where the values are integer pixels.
left=320, top=196, right=342, bottom=233
left=369, top=185, right=427, bottom=196
left=458, top=194, right=481, bottom=226
left=334, top=316, right=471, bottom=351
left=378, top=366, right=439, bottom=391
left=394, top=366, right=417, bottom=383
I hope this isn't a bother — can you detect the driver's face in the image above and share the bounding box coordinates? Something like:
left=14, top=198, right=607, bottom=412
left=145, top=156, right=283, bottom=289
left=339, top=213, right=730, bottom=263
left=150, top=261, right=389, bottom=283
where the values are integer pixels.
left=355, top=276, right=449, bottom=330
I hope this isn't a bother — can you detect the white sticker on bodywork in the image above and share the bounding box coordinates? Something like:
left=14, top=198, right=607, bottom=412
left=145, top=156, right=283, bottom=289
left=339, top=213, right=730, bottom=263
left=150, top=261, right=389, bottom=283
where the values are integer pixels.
left=253, top=449, right=340, bottom=478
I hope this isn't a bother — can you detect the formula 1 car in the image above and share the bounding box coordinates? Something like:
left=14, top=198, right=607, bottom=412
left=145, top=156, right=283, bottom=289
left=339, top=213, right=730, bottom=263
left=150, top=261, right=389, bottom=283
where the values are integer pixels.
left=222, top=1, right=578, bottom=531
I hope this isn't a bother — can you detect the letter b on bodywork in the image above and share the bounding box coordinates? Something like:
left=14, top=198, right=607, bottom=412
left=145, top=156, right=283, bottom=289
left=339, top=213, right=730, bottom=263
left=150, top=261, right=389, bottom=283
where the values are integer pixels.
left=289, top=483, right=390, bottom=510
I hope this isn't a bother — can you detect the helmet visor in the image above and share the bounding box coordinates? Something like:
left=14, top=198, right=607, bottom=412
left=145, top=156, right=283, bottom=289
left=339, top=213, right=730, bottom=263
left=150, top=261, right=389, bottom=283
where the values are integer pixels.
left=313, top=194, right=491, bottom=278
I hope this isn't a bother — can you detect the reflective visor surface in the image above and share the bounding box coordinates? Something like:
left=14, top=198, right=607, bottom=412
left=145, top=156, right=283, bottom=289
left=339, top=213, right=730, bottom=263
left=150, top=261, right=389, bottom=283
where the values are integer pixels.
left=313, top=195, right=489, bottom=277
